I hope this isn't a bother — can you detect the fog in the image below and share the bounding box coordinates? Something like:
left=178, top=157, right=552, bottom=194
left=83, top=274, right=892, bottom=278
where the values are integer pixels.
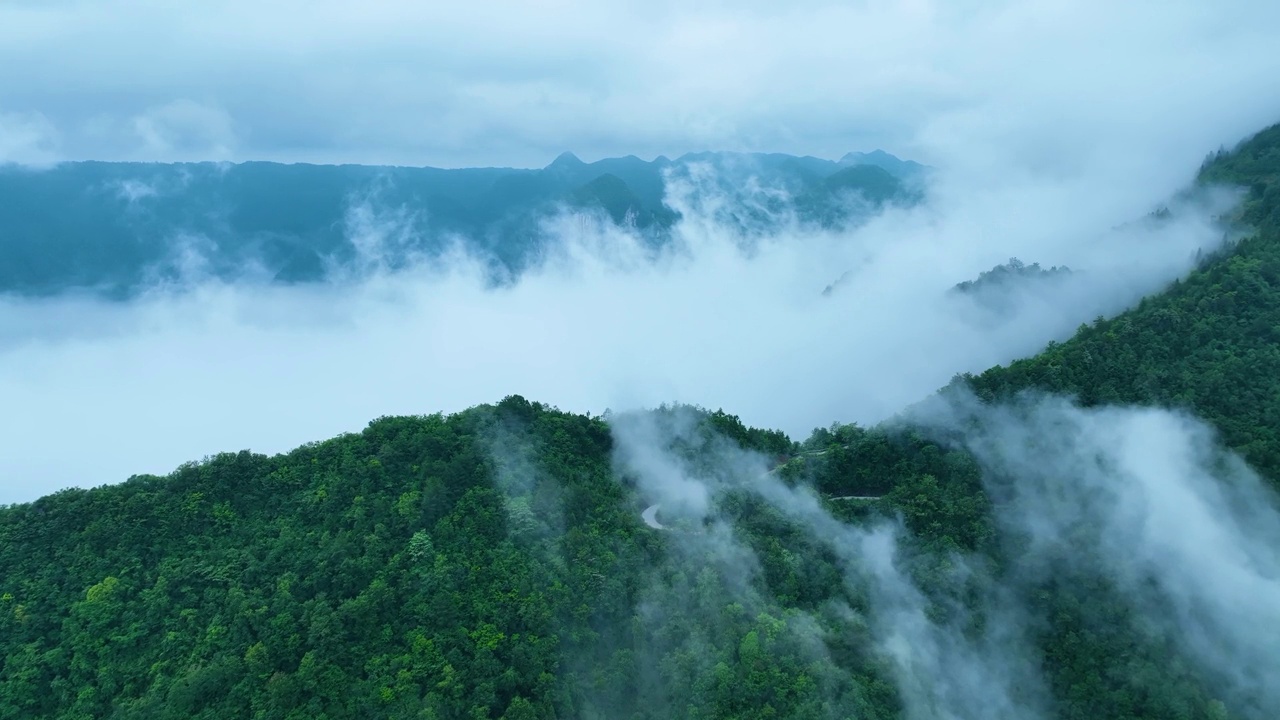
left=608, top=390, right=1280, bottom=717
left=0, top=156, right=1237, bottom=504
left=609, top=403, right=1047, bottom=719
left=3, top=1, right=1280, bottom=167
left=940, top=393, right=1280, bottom=715
left=4, top=0, right=1280, bottom=504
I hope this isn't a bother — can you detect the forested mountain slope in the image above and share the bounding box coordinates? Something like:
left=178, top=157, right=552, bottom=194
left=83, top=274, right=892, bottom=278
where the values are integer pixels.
left=963, top=121, right=1280, bottom=477
left=1, top=124, right=1277, bottom=719
left=0, top=403, right=862, bottom=720
left=796, top=121, right=1280, bottom=719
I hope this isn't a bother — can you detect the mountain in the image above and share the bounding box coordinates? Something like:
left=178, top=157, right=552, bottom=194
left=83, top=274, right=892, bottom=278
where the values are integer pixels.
left=799, top=121, right=1280, bottom=718
left=949, top=257, right=1074, bottom=318
left=960, top=123, right=1280, bottom=472
left=1, top=123, right=1277, bottom=719
left=839, top=150, right=929, bottom=181
left=0, top=149, right=923, bottom=298
left=795, top=164, right=917, bottom=228
left=567, top=173, right=679, bottom=228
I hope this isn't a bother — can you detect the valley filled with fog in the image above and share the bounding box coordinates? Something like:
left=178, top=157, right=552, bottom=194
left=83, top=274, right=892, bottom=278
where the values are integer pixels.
left=0, top=148, right=1237, bottom=504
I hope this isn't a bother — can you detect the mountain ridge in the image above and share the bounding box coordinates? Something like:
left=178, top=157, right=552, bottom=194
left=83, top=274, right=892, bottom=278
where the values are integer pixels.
left=0, top=149, right=924, bottom=297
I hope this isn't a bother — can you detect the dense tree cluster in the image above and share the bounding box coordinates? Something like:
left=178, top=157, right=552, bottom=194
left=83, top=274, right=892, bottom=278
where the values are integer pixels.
left=0, top=399, right=902, bottom=719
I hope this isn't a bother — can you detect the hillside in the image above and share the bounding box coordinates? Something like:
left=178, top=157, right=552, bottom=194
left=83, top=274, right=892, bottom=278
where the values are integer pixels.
left=0, top=403, right=864, bottom=720
left=797, top=121, right=1280, bottom=719
left=1, top=124, right=1278, bottom=719
left=962, top=122, right=1280, bottom=477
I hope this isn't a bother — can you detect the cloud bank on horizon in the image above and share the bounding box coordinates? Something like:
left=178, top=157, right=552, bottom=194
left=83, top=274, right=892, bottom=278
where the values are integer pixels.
left=1, top=0, right=1280, bottom=504
left=1, top=0, right=1279, bottom=169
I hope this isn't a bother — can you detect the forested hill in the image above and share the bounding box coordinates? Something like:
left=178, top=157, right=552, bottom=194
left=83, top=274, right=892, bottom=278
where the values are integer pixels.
left=0, top=403, right=821, bottom=719
left=0, top=150, right=923, bottom=297
left=1, top=123, right=1278, bottom=720
left=798, top=121, right=1280, bottom=718
left=960, top=121, right=1280, bottom=476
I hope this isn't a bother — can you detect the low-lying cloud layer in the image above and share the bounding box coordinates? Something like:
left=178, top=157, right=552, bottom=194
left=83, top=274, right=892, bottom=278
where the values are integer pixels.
left=3, top=0, right=1278, bottom=504
left=0, top=154, right=1236, bottom=503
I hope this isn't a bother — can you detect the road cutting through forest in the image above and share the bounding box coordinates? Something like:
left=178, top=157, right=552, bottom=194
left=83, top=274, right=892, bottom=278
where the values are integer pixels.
left=641, top=448, right=881, bottom=530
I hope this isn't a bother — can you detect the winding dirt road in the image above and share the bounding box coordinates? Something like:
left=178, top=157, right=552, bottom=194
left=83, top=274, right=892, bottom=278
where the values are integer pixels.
left=641, top=503, right=666, bottom=529
left=640, top=448, right=880, bottom=530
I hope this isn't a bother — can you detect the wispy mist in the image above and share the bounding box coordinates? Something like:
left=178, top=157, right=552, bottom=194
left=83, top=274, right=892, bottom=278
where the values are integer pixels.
left=4, top=1, right=1279, bottom=167
left=607, top=386, right=1280, bottom=718
left=3, top=0, right=1275, bottom=503
left=0, top=154, right=1238, bottom=503
left=609, top=403, right=1048, bottom=719
left=940, top=393, right=1280, bottom=716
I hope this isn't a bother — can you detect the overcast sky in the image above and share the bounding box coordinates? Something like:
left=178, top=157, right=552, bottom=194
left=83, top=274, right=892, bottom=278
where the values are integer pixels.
left=3, top=0, right=1279, bottom=168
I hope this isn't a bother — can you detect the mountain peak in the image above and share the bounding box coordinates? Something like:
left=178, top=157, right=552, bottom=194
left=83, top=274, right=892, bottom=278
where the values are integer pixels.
left=839, top=149, right=928, bottom=179
left=548, top=151, right=584, bottom=169
left=839, top=149, right=895, bottom=164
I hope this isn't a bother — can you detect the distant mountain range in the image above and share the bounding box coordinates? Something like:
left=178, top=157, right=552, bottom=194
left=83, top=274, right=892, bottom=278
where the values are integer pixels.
left=0, top=150, right=927, bottom=296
